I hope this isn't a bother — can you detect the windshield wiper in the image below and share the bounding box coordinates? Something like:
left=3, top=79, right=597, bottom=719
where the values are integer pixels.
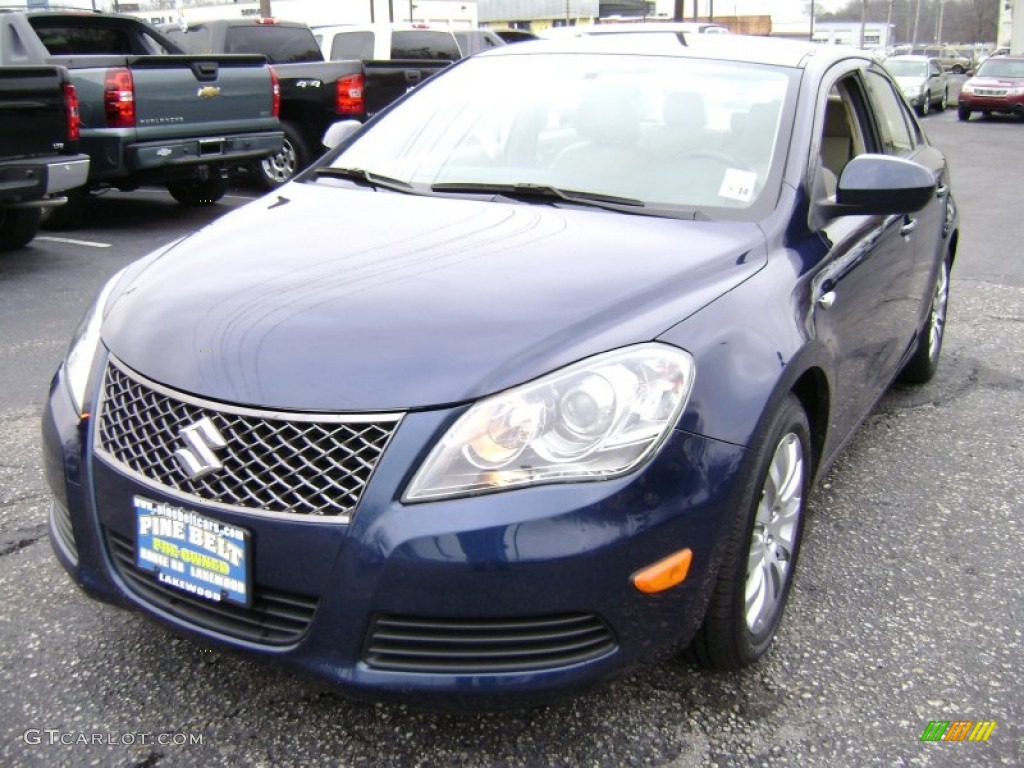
left=430, top=182, right=645, bottom=211
left=314, top=166, right=417, bottom=194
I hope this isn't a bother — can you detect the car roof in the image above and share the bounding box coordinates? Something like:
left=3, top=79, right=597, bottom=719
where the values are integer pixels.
left=478, top=33, right=871, bottom=71
left=887, top=54, right=934, bottom=62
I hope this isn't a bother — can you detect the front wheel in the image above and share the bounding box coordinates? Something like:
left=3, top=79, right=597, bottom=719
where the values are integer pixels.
left=0, top=208, right=42, bottom=252
left=957, top=105, right=971, bottom=121
left=918, top=94, right=930, bottom=117
left=898, top=257, right=951, bottom=385
left=166, top=175, right=228, bottom=206
left=687, top=394, right=811, bottom=669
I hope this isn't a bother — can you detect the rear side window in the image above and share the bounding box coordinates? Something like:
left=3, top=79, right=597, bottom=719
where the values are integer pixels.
left=224, top=25, right=322, bottom=63
left=32, top=24, right=134, bottom=55
left=391, top=31, right=459, bottom=60
left=330, top=31, right=375, bottom=61
left=164, top=25, right=213, bottom=54
left=864, top=70, right=918, bottom=155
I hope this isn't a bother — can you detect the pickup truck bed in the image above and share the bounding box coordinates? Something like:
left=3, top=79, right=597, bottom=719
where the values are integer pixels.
left=0, top=64, right=89, bottom=251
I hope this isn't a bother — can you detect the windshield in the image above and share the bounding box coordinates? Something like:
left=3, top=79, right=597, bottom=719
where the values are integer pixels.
left=325, top=52, right=794, bottom=218
left=976, top=59, right=1024, bottom=78
left=886, top=60, right=928, bottom=78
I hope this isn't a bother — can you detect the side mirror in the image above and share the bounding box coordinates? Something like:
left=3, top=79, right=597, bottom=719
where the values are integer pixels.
left=816, top=154, right=935, bottom=223
left=836, top=154, right=935, bottom=213
left=322, top=120, right=362, bottom=151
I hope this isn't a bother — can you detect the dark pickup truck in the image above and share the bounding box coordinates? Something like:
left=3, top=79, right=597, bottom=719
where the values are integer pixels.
left=163, top=18, right=450, bottom=188
left=0, top=64, right=89, bottom=251
left=0, top=10, right=282, bottom=226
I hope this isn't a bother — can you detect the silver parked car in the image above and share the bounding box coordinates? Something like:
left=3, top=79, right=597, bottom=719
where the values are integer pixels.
left=885, top=55, right=949, bottom=116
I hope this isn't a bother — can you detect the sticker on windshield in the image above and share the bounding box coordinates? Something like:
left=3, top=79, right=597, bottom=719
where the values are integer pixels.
left=719, top=169, right=758, bottom=203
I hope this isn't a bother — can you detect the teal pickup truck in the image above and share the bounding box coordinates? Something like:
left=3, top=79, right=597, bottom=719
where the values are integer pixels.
left=0, top=9, right=282, bottom=227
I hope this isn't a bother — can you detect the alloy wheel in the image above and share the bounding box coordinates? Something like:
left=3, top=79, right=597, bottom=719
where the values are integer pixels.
left=744, top=432, right=804, bottom=634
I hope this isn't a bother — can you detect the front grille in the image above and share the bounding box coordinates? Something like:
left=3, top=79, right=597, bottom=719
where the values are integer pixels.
left=363, top=613, right=618, bottom=674
left=106, top=528, right=318, bottom=645
left=95, top=358, right=400, bottom=519
left=975, top=88, right=1007, bottom=96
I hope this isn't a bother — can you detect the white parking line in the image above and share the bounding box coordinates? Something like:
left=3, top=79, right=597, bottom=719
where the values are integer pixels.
left=35, top=236, right=112, bottom=249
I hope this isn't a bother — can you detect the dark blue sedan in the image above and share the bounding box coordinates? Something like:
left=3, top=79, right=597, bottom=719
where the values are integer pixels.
left=43, top=34, right=957, bottom=705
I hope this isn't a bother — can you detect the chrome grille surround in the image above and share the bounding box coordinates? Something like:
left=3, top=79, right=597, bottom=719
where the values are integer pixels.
left=94, top=357, right=402, bottom=522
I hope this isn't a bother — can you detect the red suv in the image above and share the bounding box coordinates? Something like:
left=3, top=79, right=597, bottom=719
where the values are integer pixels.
left=958, top=55, right=1024, bottom=121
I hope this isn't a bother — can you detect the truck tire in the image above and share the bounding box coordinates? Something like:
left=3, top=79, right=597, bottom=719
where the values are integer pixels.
left=0, top=208, right=42, bottom=252
left=167, top=175, right=228, bottom=206
left=254, top=120, right=311, bottom=190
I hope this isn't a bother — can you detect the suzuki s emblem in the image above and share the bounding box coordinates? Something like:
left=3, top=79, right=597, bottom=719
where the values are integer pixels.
left=197, top=86, right=221, bottom=99
left=174, top=417, right=227, bottom=480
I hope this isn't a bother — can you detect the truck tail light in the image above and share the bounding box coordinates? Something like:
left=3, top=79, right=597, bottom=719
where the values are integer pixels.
left=269, top=66, right=280, bottom=118
left=64, top=82, right=81, bottom=142
left=336, top=73, right=364, bottom=116
left=103, top=67, right=135, bottom=128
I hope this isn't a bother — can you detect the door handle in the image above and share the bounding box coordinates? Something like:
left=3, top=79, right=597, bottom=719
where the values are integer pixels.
left=816, top=290, right=836, bottom=310
left=900, top=217, right=918, bottom=237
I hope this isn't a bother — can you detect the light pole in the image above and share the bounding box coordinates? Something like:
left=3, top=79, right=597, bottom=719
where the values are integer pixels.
left=935, top=0, right=947, bottom=46
left=885, top=0, right=896, bottom=49
left=911, top=0, right=922, bottom=47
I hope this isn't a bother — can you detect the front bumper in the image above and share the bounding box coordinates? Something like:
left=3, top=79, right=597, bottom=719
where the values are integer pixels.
left=959, top=92, right=1024, bottom=114
left=43, top=361, right=748, bottom=706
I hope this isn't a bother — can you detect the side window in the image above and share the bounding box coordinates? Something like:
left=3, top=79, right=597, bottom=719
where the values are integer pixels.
left=331, top=32, right=374, bottom=61
left=863, top=70, right=916, bottom=155
left=817, top=78, right=869, bottom=197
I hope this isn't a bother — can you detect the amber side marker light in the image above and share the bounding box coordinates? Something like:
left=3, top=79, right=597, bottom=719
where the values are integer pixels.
left=632, top=548, right=693, bottom=594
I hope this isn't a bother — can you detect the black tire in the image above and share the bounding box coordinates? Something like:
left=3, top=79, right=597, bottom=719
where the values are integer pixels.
left=167, top=175, right=228, bottom=206
left=0, top=208, right=42, bottom=252
left=957, top=105, right=971, bottom=121
left=687, top=394, right=812, bottom=670
left=898, top=257, right=951, bottom=385
left=918, top=94, right=930, bottom=117
left=254, top=120, right=311, bottom=190
left=951, top=65, right=965, bottom=75
left=938, top=89, right=947, bottom=111
left=41, top=187, right=88, bottom=230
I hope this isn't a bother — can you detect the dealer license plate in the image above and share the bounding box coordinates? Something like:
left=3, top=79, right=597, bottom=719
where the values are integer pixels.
left=134, top=496, right=251, bottom=607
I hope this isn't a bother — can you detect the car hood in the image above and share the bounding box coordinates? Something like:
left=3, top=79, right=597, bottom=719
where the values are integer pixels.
left=102, top=183, right=766, bottom=412
left=968, top=76, right=1024, bottom=86
left=894, top=75, right=926, bottom=89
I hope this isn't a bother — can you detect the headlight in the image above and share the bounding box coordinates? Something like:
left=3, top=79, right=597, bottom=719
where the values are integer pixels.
left=64, top=269, right=124, bottom=415
left=960, top=82, right=975, bottom=94
left=404, top=344, right=695, bottom=501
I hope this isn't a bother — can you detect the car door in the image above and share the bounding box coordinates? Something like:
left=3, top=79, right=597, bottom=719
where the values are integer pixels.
left=861, top=66, right=950, bottom=334
left=809, top=70, right=919, bottom=439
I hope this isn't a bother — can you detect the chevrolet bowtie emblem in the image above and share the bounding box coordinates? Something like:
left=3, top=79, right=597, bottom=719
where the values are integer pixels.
left=174, top=417, right=227, bottom=480
left=197, top=86, right=222, bottom=99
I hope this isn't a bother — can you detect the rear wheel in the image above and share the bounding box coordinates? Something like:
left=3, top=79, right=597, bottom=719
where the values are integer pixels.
left=898, top=257, right=951, bottom=385
left=938, top=89, right=948, bottom=111
left=0, top=208, right=42, bottom=252
left=254, top=120, right=311, bottom=190
left=687, top=394, right=811, bottom=669
left=167, top=175, right=228, bottom=206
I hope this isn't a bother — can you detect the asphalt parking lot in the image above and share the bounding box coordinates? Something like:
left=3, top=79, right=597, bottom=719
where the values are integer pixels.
left=0, top=110, right=1021, bottom=767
